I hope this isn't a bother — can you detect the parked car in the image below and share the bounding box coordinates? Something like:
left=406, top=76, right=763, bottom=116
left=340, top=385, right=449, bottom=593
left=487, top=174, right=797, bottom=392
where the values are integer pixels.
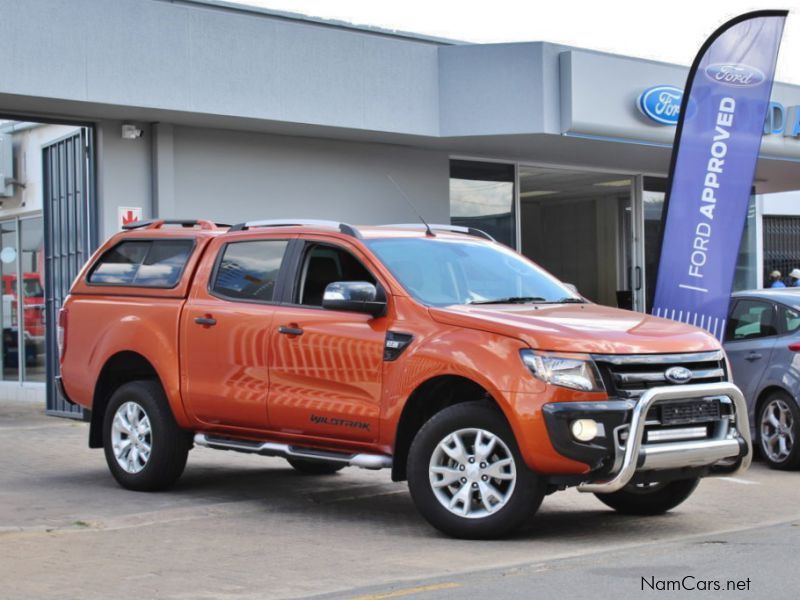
left=57, top=219, right=751, bottom=539
left=724, top=289, right=800, bottom=470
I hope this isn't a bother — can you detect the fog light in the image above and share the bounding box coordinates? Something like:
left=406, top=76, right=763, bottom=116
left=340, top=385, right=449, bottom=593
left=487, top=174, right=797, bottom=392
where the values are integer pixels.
left=571, top=419, right=599, bottom=442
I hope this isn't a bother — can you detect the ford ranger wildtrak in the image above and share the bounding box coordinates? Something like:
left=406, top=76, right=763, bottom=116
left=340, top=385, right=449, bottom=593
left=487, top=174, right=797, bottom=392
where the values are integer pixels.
left=57, top=219, right=752, bottom=538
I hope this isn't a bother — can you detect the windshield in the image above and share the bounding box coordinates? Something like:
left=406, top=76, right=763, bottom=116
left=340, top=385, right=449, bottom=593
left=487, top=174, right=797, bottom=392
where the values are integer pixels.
left=23, top=279, right=43, bottom=298
left=366, top=237, right=579, bottom=307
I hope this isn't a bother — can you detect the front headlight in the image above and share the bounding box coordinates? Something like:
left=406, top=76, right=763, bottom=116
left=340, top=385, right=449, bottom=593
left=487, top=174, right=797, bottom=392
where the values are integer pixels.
left=520, top=350, right=605, bottom=392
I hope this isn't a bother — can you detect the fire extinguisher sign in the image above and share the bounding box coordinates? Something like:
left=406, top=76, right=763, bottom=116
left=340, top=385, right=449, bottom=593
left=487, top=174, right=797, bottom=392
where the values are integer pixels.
left=118, top=207, right=143, bottom=230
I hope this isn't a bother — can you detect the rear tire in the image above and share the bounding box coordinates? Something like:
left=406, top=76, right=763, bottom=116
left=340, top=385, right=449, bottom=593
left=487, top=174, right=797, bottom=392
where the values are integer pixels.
left=103, top=380, right=190, bottom=491
left=757, top=391, right=800, bottom=470
left=594, top=478, right=700, bottom=515
left=287, top=458, right=345, bottom=475
left=407, top=402, right=544, bottom=539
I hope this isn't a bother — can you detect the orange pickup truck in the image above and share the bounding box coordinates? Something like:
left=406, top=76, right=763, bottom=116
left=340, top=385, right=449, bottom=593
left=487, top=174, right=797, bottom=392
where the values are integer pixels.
left=58, top=219, right=752, bottom=538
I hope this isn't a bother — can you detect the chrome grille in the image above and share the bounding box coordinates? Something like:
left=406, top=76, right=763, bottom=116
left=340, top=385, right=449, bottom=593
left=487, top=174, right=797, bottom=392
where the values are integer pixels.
left=593, top=351, right=727, bottom=400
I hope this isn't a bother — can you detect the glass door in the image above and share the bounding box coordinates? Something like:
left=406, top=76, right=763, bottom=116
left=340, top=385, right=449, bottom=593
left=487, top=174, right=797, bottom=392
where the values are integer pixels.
left=0, top=220, right=19, bottom=381
left=517, top=165, right=637, bottom=309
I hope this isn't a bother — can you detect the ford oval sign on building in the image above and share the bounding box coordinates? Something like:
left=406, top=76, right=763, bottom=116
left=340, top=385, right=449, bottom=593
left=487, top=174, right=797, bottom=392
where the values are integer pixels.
left=704, top=63, right=766, bottom=87
left=638, top=85, right=683, bottom=125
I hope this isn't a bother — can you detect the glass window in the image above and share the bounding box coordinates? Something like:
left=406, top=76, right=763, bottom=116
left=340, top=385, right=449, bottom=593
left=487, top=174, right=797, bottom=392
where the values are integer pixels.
left=89, top=240, right=193, bottom=287
left=450, top=160, right=516, bottom=248
left=212, top=240, right=288, bottom=302
left=20, top=218, right=45, bottom=382
left=780, top=305, right=800, bottom=334
left=298, top=244, right=375, bottom=306
left=726, top=299, right=777, bottom=341
left=367, top=237, right=578, bottom=307
left=0, top=220, right=19, bottom=382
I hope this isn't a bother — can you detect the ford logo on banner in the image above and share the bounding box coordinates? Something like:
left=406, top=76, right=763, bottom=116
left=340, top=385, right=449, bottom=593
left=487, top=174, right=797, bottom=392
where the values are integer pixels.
left=638, top=85, right=683, bottom=125
left=704, top=63, right=766, bottom=87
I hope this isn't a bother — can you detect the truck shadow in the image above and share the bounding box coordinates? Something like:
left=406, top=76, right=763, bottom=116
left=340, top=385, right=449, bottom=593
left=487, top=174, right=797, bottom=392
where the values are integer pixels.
left=170, top=461, right=690, bottom=542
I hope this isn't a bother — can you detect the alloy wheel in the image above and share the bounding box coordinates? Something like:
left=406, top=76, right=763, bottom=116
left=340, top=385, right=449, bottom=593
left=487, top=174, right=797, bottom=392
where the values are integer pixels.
left=111, top=401, right=152, bottom=474
left=760, top=398, right=795, bottom=464
left=428, top=428, right=516, bottom=519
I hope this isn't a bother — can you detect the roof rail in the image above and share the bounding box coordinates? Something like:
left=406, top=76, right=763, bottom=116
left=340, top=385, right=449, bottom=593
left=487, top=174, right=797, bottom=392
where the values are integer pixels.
left=228, top=219, right=362, bottom=239
left=375, top=223, right=495, bottom=241
left=122, top=219, right=225, bottom=231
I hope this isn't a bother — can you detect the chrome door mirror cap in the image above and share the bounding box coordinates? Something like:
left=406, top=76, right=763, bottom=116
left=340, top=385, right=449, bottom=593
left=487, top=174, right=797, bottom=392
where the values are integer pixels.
left=322, top=281, right=386, bottom=317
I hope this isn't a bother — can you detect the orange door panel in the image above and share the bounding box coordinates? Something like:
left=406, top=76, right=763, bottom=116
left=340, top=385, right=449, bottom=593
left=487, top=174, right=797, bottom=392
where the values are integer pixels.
left=181, top=298, right=275, bottom=429
left=268, top=306, right=386, bottom=442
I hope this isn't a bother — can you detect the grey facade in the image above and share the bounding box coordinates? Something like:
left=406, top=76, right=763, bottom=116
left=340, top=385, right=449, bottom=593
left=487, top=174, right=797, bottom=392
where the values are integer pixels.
left=4, top=0, right=800, bottom=402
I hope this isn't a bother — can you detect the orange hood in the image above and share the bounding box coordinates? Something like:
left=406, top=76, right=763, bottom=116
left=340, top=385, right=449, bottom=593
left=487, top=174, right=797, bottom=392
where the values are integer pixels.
left=428, top=303, right=720, bottom=355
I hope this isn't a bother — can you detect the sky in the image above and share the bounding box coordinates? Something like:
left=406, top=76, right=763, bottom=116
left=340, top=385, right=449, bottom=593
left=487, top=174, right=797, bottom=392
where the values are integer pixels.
left=230, top=0, right=800, bottom=84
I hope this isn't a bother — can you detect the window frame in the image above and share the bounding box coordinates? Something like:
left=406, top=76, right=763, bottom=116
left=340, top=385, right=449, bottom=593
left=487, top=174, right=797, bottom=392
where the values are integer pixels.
left=85, top=238, right=197, bottom=289
left=286, top=240, right=384, bottom=311
left=724, top=298, right=779, bottom=343
left=207, top=238, right=292, bottom=306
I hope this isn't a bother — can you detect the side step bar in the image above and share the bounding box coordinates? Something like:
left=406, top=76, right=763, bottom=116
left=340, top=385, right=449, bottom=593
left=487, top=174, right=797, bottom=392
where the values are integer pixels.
left=194, top=433, right=392, bottom=470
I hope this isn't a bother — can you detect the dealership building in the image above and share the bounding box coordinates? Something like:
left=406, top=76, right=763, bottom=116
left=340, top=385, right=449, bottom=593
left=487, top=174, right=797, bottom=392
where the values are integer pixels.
left=3, top=0, right=800, bottom=413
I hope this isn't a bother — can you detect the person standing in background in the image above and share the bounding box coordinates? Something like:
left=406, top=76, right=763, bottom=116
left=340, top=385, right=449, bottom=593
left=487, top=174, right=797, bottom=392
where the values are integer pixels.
left=769, top=270, right=786, bottom=288
left=790, top=269, right=800, bottom=287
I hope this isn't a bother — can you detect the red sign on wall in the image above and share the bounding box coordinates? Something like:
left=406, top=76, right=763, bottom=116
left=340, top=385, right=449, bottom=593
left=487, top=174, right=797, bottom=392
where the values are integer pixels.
left=118, top=207, right=142, bottom=230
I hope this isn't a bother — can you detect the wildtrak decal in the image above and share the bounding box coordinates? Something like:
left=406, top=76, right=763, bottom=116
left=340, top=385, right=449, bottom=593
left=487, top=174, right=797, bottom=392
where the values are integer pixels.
left=310, top=414, right=370, bottom=431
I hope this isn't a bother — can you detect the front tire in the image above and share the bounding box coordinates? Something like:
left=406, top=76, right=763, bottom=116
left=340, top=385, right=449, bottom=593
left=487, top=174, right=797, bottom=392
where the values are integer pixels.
left=758, top=392, right=800, bottom=470
left=407, top=402, right=544, bottom=539
left=594, top=478, right=700, bottom=515
left=103, top=380, right=190, bottom=491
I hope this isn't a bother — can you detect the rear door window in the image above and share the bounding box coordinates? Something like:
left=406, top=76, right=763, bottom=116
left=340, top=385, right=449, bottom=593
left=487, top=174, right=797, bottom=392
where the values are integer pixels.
left=89, top=240, right=194, bottom=287
left=726, top=299, right=777, bottom=341
left=779, top=305, right=800, bottom=335
left=211, top=240, right=289, bottom=303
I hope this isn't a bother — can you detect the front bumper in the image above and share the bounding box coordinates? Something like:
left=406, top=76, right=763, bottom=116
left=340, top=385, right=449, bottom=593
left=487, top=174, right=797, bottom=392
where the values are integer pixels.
left=543, top=382, right=751, bottom=494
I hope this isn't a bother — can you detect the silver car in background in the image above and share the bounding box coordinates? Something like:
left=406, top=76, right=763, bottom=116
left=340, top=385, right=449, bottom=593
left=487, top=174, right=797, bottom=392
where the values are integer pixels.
left=724, top=289, right=800, bottom=470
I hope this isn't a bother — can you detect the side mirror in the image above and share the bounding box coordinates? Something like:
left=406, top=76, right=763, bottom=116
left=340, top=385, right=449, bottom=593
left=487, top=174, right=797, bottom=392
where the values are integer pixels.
left=564, top=283, right=579, bottom=295
left=322, top=281, right=387, bottom=317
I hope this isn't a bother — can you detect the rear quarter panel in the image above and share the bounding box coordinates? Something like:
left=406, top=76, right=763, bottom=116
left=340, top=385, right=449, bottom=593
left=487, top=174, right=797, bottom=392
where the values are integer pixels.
left=60, top=295, right=191, bottom=426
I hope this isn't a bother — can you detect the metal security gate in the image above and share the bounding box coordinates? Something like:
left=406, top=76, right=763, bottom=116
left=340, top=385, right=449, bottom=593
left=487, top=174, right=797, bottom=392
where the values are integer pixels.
left=43, top=128, right=95, bottom=418
left=763, top=216, right=800, bottom=288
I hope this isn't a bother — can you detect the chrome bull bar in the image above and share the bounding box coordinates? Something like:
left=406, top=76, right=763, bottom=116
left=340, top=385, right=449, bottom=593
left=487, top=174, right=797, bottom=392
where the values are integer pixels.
left=577, top=382, right=751, bottom=494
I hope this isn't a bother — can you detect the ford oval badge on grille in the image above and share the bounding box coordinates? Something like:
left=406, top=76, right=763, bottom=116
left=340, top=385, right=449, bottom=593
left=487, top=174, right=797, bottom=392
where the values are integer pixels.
left=665, top=366, right=693, bottom=384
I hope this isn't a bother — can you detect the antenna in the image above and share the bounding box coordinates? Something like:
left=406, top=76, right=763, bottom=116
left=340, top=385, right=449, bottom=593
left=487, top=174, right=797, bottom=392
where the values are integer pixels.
left=386, top=175, right=435, bottom=237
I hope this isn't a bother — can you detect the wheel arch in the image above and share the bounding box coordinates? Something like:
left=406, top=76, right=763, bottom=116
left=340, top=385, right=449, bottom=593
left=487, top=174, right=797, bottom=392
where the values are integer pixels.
left=89, top=351, right=163, bottom=448
left=390, top=374, right=507, bottom=482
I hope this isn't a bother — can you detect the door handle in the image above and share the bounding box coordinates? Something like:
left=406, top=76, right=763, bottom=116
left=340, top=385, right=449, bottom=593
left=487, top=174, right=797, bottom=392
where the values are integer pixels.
left=634, top=266, right=642, bottom=291
left=745, top=352, right=762, bottom=362
left=194, top=316, right=217, bottom=326
left=278, top=325, right=304, bottom=336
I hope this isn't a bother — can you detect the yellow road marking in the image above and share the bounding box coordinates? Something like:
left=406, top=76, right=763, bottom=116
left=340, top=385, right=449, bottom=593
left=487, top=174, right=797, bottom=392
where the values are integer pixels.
left=350, top=582, right=462, bottom=600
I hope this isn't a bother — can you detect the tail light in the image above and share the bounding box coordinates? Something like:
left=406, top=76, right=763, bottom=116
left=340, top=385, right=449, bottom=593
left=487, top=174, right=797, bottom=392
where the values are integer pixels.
left=57, top=308, right=67, bottom=361
left=789, top=342, right=800, bottom=352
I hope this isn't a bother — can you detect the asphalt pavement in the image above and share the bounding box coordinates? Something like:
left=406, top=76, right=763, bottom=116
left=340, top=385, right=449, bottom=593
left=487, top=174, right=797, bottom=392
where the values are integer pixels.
left=1, top=399, right=798, bottom=599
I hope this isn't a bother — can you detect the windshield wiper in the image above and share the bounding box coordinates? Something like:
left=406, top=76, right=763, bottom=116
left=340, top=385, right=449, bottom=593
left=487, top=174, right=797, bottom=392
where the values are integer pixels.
left=468, top=296, right=547, bottom=305
left=541, top=297, right=587, bottom=304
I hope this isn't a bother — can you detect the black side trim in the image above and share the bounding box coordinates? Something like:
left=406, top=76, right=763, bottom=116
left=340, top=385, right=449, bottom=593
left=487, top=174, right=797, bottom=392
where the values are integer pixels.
left=384, top=331, right=414, bottom=361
